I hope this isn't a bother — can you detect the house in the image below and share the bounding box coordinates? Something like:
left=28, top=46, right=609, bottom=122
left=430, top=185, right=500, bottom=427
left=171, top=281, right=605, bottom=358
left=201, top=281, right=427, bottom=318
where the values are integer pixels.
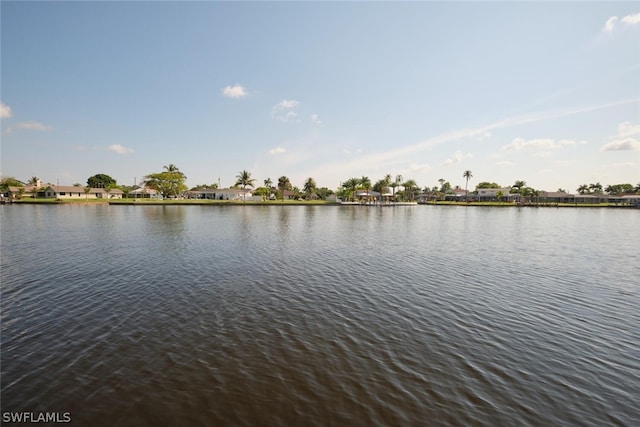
left=186, top=187, right=259, bottom=201
left=477, top=187, right=519, bottom=201
left=43, top=186, right=117, bottom=199
left=127, top=187, right=162, bottom=199
left=8, top=185, right=46, bottom=199
left=538, top=191, right=575, bottom=204
left=444, top=189, right=467, bottom=201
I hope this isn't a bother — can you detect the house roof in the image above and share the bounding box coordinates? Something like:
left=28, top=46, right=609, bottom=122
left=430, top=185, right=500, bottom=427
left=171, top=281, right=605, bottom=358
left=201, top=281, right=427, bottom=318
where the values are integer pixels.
left=355, top=190, right=381, bottom=197
left=540, top=191, right=574, bottom=198
left=44, top=185, right=107, bottom=193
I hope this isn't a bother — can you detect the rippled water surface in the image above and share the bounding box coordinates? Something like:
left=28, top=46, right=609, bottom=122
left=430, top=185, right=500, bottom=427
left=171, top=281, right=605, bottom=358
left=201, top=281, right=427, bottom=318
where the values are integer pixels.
left=1, top=204, right=639, bottom=426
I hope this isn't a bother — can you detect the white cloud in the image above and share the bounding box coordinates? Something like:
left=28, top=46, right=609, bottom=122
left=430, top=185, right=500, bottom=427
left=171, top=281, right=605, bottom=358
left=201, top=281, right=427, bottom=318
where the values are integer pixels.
left=603, top=16, right=618, bottom=32
left=600, top=138, right=640, bottom=151
left=600, top=121, right=640, bottom=151
left=617, top=121, right=640, bottom=137
left=0, top=102, right=11, bottom=119
left=621, top=12, right=640, bottom=25
left=302, top=98, right=638, bottom=187
left=495, top=161, right=515, bottom=166
left=310, top=113, right=322, bottom=124
left=107, top=144, right=134, bottom=154
left=277, top=99, right=299, bottom=109
left=269, top=147, right=286, bottom=155
left=15, top=121, right=53, bottom=131
left=502, top=137, right=583, bottom=151
left=272, top=99, right=301, bottom=123
left=222, top=84, right=248, bottom=98
left=602, top=13, right=640, bottom=33
left=442, top=150, right=472, bottom=166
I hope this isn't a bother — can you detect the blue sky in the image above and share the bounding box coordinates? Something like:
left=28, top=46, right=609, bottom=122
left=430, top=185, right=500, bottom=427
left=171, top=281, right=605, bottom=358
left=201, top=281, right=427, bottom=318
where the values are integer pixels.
left=1, top=1, right=638, bottom=192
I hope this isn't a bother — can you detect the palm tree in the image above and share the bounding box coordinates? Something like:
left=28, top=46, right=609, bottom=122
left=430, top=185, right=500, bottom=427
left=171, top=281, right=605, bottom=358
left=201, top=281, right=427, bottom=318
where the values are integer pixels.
left=164, top=164, right=179, bottom=173
left=263, top=178, right=273, bottom=199
left=512, top=180, right=526, bottom=194
left=577, top=184, right=589, bottom=195
left=28, top=176, right=40, bottom=199
left=303, top=177, right=316, bottom=199
left=390, top=181, right=398, bottom=201
left=343, top=177, right=360, bottom=201
left=278, top=176, right=291, bottom=201
left=463, top=170, right=473, bottom=202
left=83, top=186, right=91, bottom=201
left=589, top=182, right=603, bottom=195
left=403, top=179, right=417, bottom=201
left=235, top=170, right=255, bottom=202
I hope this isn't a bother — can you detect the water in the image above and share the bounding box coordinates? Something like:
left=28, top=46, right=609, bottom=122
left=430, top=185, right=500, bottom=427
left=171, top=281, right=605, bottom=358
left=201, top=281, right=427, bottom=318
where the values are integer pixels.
left=1, top=204, right=639, bottom=426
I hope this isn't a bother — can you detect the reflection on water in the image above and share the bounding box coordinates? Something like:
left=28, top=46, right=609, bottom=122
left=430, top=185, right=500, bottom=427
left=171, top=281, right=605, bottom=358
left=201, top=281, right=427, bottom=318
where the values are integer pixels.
left=1, top=205, right=639, bottom=426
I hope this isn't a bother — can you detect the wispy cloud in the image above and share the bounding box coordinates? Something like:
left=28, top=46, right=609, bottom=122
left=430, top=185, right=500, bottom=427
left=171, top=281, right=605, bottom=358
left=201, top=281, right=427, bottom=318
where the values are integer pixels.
left=601, top=12, right=640, bottom=33
left=442, top=150, right=472, bottom=166
left=621, top=12, right=640, bottom=25
left=502, top=138, right=583, bottom=151
left=15, top=121, right=53, bottom=131
left=616, top=121, right=640, bottom=138
left=600, top=121, right=640, bottom=151
left=269, top=147, right=286, bottom=155
left=0, top=102, right=11, bottom=119
left=222, top=84, right=248, bottom=98
left=272, top=99, right=300, bottom=123
left=3, top=121, right=53, bottom=135
left=310, top=113, right=322, bottom=125
left=495, top=160, right=515, bottom=166
left=303, top=98, right=639, bottom=184
left=107, top=144, right=134, bottom=154
left=600, top=138, right=640, bottom=151
left=602, top=16, right=618, bottom=33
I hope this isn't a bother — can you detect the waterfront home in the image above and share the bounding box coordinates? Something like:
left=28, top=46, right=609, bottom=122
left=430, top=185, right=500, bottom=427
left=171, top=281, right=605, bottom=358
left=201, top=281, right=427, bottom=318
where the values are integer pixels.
left=43, top=186, right=124, bottom=199
left=186, top=187, right=260, bottom=201
left=477, top=187, right=519, bottom=202
left=128, top=187, right=161, bottom=199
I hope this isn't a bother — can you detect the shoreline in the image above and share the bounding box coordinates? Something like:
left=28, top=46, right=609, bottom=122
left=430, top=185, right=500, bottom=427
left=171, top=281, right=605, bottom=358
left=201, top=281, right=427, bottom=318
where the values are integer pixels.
left=3, top=199, right=638, bottom=208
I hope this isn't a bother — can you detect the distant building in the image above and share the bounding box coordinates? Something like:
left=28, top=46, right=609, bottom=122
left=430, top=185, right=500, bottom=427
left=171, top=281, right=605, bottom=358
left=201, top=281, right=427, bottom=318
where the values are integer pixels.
left=43, top=186, right=123, bottom=199
left=186, top=187, right=259, bottom=201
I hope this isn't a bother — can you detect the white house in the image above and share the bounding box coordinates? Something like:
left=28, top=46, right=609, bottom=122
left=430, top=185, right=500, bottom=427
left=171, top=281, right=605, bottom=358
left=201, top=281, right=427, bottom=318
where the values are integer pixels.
left=43, top=186, right=124, bottom=199
left=186, top=187, right=260, bottom=201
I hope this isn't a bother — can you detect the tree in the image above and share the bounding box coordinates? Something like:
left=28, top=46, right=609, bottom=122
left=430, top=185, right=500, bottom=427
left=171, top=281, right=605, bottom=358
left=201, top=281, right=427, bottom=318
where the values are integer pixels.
left=28, top=176, right=40, bottom=186
left=315, top=187, right=334, bottom=200
left=144, top=165, right=187, bottom=198
left=0, top=176, right=23, bottom=194
left=278, top=176, right=292, bottom=200
left=83, top=186, right=91, bottom=201
left=577, top=184, right=589, bottom=195
left=402, top=179, right=418, bottom=201
left=463, top=170, right=473, bottom=201
left=511, top=180, right=526, bottom=194
left=235, top=170, right=255, bottom=202
left=87, top=173, right=116, bottom=188
left=588, top=182, right=603, bottom=195
left=390, top=181, right=398, bottom=200
left=190, top=183, right=218, bottom=191
left=303, top=177, right=317, bottom=198
left=343, top=177, right=360, bottom=201
left=476, top=182, right=500, bottom=189
left=253, top=187, right=270, bottom=200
